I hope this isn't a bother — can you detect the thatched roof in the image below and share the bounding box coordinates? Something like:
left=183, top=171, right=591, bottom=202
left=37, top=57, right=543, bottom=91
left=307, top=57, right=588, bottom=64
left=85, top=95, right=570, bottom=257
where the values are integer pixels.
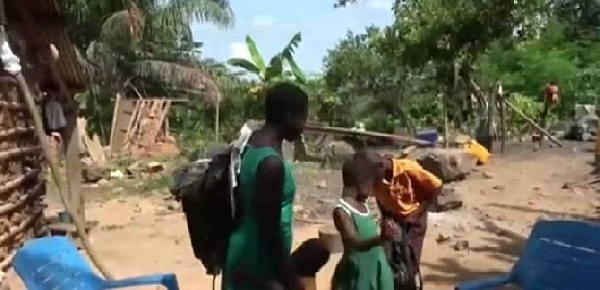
left=5, top=0, right=88, bottom=92
left=135, top=60, right=222, bottom=104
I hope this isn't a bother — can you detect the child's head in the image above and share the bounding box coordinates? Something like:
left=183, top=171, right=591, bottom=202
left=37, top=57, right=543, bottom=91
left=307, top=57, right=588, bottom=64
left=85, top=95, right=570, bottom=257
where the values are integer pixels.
left=354, top=149, right=386, bottom=180
left=342, top=158, right=375, bottom=200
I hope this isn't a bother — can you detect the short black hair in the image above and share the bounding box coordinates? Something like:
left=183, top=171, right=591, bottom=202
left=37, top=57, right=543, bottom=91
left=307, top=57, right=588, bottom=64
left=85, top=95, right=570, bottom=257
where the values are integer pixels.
left=342, top=158, right=375, bottom=187
left=264, top=82, right=309, bottom=124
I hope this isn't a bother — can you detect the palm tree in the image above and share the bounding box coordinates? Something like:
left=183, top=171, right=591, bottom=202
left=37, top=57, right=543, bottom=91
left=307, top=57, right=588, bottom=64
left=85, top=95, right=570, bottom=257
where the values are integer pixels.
left=62, top=0, right=234, bottom=51
left=64, top=0, right=234, bottom=142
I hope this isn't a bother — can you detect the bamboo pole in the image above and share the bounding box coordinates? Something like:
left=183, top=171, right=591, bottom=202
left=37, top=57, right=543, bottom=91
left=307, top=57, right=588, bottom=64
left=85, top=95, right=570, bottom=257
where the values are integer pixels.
left=0, top=3, right=114, bottom=279
left=504, top=100, right=563, bottom=147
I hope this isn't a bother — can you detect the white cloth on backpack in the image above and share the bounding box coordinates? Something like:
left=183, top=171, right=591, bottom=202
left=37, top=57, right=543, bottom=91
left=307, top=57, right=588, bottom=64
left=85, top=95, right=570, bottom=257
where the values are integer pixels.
left=228, top=122, right=253, bottom=218
left=230, top=123, right=253, bottom=190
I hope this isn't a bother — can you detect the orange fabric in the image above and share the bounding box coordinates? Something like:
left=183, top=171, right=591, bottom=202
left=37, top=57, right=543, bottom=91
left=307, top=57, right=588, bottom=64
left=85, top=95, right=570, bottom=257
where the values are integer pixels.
left=463, top=139, right=490, bottom=164
left=375, top=159, right=442, bottom=217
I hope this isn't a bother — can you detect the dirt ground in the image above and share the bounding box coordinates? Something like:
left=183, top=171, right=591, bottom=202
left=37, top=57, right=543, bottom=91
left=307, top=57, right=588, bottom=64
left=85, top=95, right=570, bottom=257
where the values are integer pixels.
left=6, top=141, right=600, bottom=289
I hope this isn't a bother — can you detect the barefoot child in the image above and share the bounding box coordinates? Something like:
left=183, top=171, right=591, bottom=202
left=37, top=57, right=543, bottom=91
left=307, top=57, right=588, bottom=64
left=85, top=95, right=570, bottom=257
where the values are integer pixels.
left=331, top=158, right=395, bottom=290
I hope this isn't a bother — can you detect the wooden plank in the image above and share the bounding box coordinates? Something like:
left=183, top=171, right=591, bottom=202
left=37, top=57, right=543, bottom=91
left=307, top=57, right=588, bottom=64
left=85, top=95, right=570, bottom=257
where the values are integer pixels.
left=83, top=133, right=104, bottom=164
left=138, top=100, right=162, bottom=146
left=92, top=134, right=106, bottom=163
left=110, top=99, right=136, bottom=154
left=145, top=100, right=171, bottom=145
left=108, top=93, right=123, bottom=156
left=63, top=107, right=85, bottom=223
left=124, top=100, right=147, bottom=150
left=76, top=117, right=87, bottom=154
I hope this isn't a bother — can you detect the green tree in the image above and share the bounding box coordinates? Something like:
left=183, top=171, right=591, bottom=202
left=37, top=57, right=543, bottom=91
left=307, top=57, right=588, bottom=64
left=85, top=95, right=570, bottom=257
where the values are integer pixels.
left=322, top=27, right=437, bottom=132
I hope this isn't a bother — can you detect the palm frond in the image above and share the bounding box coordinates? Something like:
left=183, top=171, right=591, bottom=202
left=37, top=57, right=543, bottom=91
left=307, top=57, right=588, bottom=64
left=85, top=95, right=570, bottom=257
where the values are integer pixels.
left=99, top=6, right=145, bottom=48
left=227, top=58, right=260, bottom=75
left=135, top=60, right=223, bottom=104
left=245, top=35, right=266, bottom=72
left=157, top=0, right=235, bottom=29
left=281, top=32, right=306, bottom=84
left=281, top=32, right=302, bottom=56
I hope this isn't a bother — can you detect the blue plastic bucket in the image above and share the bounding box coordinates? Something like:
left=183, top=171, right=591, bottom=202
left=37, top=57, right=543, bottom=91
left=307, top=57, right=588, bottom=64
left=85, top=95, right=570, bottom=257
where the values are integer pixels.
left=416, top=128, right=439, bottom=145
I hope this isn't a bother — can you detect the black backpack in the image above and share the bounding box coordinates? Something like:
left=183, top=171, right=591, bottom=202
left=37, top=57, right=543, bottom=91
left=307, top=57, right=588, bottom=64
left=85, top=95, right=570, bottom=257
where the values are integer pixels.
left=378, top=202, right=423, bottom=290
left=170, top=148, right=241, bottom=277
left=389, top=222, right=423, bottom=290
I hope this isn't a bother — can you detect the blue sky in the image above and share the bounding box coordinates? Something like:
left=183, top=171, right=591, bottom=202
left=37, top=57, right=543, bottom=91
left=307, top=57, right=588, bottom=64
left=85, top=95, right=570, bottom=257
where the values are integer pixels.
left=191, top=0, right=394, bottom=74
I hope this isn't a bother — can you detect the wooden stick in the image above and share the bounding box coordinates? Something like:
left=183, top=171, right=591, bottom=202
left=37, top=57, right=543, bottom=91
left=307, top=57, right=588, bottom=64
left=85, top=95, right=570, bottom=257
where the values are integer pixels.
left=487, top=85, right=496, bottom=149
left=303, top=125, right=432, bottom=146
left=504, top=100, right=563, bottom=147
left=109, top=93, right=123, bottom=156
left=498, top=84, right=507, bottom=153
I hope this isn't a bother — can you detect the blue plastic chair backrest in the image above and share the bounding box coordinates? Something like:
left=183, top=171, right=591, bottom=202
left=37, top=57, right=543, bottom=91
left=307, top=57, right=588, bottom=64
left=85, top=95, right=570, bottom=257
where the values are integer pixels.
left=13, top=237, right=105, bottom=290
left=514, top=220, right=600, bottom=290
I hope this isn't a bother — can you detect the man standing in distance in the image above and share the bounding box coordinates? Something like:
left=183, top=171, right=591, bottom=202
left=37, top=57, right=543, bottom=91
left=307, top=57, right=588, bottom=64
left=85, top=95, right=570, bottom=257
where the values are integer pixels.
left=223, top=82, right=309, bottom=290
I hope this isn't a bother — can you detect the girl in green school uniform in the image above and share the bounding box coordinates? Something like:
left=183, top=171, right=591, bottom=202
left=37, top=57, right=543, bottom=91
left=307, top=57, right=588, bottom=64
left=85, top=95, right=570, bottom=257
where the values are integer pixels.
left=332, top=158, right=396, bottom=290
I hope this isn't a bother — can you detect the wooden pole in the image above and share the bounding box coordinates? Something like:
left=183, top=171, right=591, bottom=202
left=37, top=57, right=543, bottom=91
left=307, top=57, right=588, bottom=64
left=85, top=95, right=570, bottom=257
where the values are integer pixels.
left=487, top=85, right=496, bottom=151
left=442, top=91, right=449, bottom=148
left=504, top=100, right=563, bottom=147
left=63, top=104, right=85, bottom=221
left=595, top=121, right=600, bottom=168
left=498, top=83, right=506, bottom=153
left=215, top=99, right=220, bottom=143
left=108, top=93, right=123, bottom=156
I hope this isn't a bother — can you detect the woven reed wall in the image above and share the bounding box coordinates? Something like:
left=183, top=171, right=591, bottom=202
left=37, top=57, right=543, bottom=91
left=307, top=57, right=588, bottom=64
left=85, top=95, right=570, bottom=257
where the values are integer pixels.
left=0, top=81, right=45, bottom=272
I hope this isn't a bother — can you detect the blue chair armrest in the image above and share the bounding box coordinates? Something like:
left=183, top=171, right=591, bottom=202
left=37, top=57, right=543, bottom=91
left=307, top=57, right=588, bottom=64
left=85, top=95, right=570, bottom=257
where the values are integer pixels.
left=104, top=273, right=179, bottom=290
left=455, top=274, right=513, bottom=290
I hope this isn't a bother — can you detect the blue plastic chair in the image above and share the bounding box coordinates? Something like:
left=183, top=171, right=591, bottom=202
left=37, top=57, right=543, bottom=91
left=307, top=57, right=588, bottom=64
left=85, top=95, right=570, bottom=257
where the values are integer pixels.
left=456, top=220, right=600, bottom=290
left=13, top=236, right=179, bottom=289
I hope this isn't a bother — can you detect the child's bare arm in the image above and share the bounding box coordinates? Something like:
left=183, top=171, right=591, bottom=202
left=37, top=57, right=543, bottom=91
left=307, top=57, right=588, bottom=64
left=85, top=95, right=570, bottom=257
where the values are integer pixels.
left=333, top=208, right=384, bottom=251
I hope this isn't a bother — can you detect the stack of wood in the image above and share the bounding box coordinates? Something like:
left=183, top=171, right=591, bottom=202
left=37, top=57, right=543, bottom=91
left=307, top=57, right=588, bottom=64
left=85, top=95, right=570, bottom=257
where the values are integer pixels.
left=109, top=95, right=175, bottom=157
left=0, top=83, right=46, bottom=273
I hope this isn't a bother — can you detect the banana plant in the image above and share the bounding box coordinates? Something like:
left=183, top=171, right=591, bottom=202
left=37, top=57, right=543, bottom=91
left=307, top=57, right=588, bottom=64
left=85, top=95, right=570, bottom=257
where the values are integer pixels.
left=227, top=32, right=307, bottom=92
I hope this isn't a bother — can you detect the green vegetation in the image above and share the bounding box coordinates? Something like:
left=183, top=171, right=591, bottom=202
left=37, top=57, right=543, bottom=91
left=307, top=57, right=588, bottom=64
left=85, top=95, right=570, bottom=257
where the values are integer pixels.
left=61, top=0, right=600, bottom=145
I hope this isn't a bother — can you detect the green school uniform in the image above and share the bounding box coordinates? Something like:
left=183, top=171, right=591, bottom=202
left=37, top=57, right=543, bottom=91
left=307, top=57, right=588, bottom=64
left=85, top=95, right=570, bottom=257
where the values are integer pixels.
left=222, top=146, right=296, bottom=290
left=332, top=199, right=394, bottom=290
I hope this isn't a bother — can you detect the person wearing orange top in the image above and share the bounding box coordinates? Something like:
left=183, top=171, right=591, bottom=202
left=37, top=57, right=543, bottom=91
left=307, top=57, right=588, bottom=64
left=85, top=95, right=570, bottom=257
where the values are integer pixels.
left=354, top=149, right=442, bottom=287
left=536, top=82, right=560, bottom=149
